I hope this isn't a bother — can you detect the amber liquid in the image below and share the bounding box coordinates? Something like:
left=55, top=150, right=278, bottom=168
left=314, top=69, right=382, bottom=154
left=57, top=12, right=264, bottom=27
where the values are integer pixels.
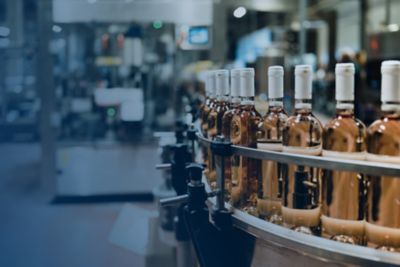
left=282, top=107, right=323, bottom=235
left=200, top=97, right=214, bottom=179
left=230, top=101, right=261, bottom=215
left=207, top=100, right=229, bottom=188
left=221, top=101, right=240, bottom=200
left=366, top=111, right=400, bottom=250
left=200, top=97, right=213, bottom=136
left=322, top=108, right=367, bottom=245
left=257, top=105, right=288, bottom=223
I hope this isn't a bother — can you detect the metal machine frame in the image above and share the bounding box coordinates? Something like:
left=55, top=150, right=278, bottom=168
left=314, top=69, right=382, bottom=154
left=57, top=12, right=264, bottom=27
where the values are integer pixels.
left=161, top=130, right=400, bottom=266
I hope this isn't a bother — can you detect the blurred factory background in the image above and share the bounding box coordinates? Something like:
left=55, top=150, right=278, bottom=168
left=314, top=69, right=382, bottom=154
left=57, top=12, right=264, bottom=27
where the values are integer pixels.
left=1, top=0, right=400, bottom=266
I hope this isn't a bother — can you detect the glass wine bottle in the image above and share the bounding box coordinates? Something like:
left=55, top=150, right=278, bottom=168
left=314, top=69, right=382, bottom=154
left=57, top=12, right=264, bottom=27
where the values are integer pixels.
left=366, top=60, right=400, bottom=252
left=257, top=66, right=288, bottom=224
left=321, top=63, right=367, bottom=245
left=200, top=71, right=216, bottom=137
left=282, top=65, right=323, bottom=235
left=200, top=71, right=216, bottom=170
left=203, top=71, right=217, bottom=182
left=221, top=69, right=241, bottom=199
left=230, top=68, right=261, bottom=215
left=207, top=70, right=230, bottom=188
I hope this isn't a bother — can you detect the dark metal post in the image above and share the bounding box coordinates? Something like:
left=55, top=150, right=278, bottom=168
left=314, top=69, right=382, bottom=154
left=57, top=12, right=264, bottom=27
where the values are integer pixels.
left=360, top=0, right=368, bottom=50
left=187, top=124, right=197, bottom=162
left=212, top=136, right=229, bottom=211
left=299, top=0, right=308, bottom=63
left=216, top=149, right=225, bottom=210
left=37, top=0, right=57, bottom=193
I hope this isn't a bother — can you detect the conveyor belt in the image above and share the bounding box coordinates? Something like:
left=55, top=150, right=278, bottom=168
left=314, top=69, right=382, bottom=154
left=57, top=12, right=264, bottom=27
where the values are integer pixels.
left=198, top=132, right=400, bottom=266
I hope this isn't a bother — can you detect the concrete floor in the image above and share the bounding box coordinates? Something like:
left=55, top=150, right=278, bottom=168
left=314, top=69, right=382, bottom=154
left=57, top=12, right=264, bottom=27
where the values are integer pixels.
left=0, top=143, right=160, bottom=267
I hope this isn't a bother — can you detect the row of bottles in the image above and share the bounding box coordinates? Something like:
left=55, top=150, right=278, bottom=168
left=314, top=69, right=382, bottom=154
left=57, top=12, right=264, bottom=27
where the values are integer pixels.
left=200, top=61, right=400, bottom=252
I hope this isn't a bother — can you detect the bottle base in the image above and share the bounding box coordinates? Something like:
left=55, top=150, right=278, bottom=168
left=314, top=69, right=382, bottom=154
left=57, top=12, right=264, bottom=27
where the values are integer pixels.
left=365, top=222, right=400, bottom=248
left=321, top=215, right=365, bottom=245
left=330, top=235, right=359, bottom=245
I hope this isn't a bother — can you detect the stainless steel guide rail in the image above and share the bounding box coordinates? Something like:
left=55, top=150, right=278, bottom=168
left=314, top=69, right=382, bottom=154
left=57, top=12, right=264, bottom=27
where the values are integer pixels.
left=197, top=132, right=400, bottom=177
left=230, top=209, right=400, bottom=266
left=197, top=131, right=400, bottom=266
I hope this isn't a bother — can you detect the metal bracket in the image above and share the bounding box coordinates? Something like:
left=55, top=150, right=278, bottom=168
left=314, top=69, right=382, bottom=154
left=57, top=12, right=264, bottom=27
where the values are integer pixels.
left=209, top=136, right=233, bottom=230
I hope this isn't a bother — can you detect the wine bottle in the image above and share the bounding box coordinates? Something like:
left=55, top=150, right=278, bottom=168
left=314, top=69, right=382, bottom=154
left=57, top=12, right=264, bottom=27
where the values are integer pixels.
left=207, top=70, right=230, bottom=188
left=321, top=63, right=367, bottom=245
left=366, top=60, right=400, bottom=251
left=257, top=66, right=288, bottom=224
left=282, top=65, right=323, bottom=235
left=221, top=69, right=241, bottom=200
left=230, top=68, right=261, bottom=215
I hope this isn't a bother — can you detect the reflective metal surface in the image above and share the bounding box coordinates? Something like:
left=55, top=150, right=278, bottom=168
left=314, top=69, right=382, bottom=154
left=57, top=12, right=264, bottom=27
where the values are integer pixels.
left=197, top=133, right=400, bottom=177
left=231, top=208, right=400, bottom=266
left=199, top=131, right=400, bottom=265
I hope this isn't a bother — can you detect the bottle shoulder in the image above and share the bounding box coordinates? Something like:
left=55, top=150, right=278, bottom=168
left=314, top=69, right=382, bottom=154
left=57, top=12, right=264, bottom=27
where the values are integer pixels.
left=283, top=112, right=323, bottom=148
left=323, top=117, right=367, bottom=152
left=238, top=107, right=261, bottom=119
left=260, top=111, right=288, bottom=128
left=368, top=117, right=400, bottom=133
left=286, top=112, right=323, bottom=130
left=367, top=118, right=400, bottom=156
left=324, top=116, right=367, bottom=133
left=263, top=109, right=288, bottom=120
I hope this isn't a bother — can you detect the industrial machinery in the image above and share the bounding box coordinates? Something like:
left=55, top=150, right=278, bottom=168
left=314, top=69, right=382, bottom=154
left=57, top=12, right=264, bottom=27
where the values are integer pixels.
left=160, top=128, right=400, bottom=267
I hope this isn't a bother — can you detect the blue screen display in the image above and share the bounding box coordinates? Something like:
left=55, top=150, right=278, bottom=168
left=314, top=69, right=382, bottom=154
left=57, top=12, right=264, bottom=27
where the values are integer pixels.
left=188, top=27, right=209, bottom=45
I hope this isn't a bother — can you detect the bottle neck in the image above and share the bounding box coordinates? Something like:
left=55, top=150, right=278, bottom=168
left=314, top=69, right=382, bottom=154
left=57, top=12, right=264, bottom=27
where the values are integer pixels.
left=335, top=100, right=354, bottom=117
left=381, top=102, right=400, bottom=112
left=336, top=100, right=353, bottom=110
left=230, top=96, right=241, bottom=106
left=241, top=96, right=255, bottom=107
left=381, top=102, right=400, bottom=118
left=294, top=99, right=312, bottom=112
left=217, top=94, right=229, bottom=102
left=269, top=97, right=283, bottom=108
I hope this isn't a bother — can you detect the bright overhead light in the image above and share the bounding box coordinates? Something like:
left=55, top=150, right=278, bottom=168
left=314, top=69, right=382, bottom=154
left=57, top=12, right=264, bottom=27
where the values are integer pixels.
left=388, top=24, right=399, bottom=32
left=88, top=0, right=97, bottom=4
left=52, top=25, right=62, bottom=33
left=233, top=6, right=247, bottom=18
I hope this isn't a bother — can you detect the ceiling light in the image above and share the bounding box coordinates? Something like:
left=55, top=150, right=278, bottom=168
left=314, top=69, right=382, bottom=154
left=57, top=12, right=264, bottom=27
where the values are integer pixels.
left=52, top=25, right=62, bottom=33
left=88, top=0, right=97, bottom=4
left=233, top=6, right=247, bottom=18
left=388, top=24, right=399, bottom=32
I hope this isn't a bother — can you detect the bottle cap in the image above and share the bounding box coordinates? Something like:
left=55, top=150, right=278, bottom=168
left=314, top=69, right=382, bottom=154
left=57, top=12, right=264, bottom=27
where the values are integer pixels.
left=240, top=68, right=255, bottom=97
left=294, top=65, right=313, bottom=99
left=207, top=70, right=217, bottom=97
left=215, top=69, right=230, bottom=96
left=335, top=63, right=355, bottom=101
left=381, top=60, right=400, bottom=103
left=230, top=69, right=241, bottom=97
left=268, top=66, right=284, bottom=99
